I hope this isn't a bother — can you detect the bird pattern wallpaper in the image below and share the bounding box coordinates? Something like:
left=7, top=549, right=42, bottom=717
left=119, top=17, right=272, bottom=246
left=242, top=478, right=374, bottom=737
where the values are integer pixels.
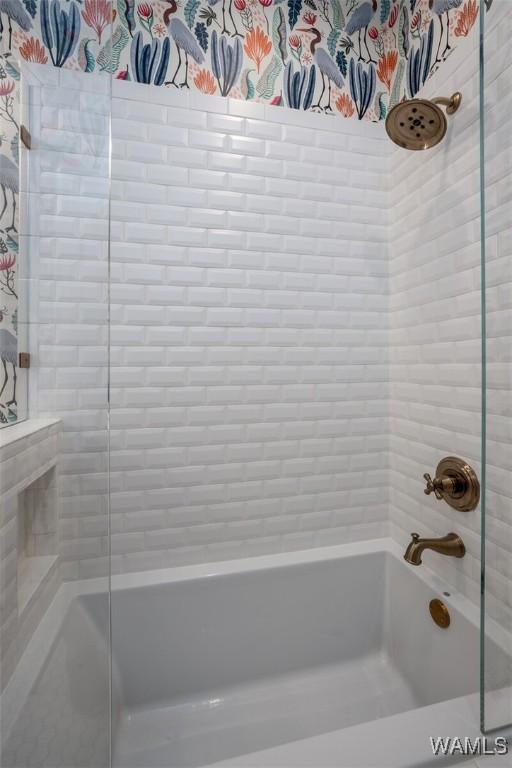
left=0, top=54, right=20, bottom=425
left=0, top=0, right=486, bottom=423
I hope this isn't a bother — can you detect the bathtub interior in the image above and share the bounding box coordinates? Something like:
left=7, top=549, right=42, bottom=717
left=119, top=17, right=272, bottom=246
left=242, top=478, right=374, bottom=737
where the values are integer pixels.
left=77, top=545, right=510, bottom=768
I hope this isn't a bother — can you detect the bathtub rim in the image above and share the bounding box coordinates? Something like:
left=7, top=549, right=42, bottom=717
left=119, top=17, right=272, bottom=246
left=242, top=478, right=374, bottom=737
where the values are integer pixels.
left=108, top=536, right=506, bottom=658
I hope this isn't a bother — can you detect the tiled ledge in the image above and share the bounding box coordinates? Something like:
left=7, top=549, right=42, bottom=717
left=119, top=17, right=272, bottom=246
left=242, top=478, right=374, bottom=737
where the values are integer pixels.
left=0, top=419, right=61, bottom=496
left=0, top=417, right=61, bottom=452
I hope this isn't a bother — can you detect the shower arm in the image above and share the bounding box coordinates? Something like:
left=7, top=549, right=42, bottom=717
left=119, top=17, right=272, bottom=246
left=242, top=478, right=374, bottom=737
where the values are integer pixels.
left=432, top=93, right=462, bottom=115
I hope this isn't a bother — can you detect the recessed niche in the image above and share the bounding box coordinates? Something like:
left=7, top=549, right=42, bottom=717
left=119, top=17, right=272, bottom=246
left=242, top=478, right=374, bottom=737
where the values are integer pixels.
left=17, top=467, right=58, bottom=614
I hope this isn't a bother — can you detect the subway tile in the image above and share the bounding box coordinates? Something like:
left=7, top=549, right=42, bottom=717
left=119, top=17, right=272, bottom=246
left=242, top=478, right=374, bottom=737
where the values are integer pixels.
left=24, top=54, right=500, bottom=627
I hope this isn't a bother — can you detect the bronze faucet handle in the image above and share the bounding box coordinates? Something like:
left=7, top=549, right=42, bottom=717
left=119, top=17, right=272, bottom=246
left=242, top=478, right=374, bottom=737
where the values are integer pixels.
left=423, top=473, right=444, bottom=500
left=422, top=458, right=480, bottom=511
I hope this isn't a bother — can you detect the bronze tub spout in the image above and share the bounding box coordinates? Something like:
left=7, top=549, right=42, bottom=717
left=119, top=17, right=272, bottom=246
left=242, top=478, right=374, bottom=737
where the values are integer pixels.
left=404, top=532, right=465, bottom=566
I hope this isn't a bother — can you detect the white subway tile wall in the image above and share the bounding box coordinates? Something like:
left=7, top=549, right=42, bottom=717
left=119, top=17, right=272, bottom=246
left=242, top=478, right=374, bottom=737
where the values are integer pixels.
left=108, top=82, right=391, bottom=573
left=481, top=7, right=512, bottom=730
left=390, top=8, right=512, bottom=632
left=482, top=4, right=512, bottom=635
left=389, top=30, right=482, bottom=606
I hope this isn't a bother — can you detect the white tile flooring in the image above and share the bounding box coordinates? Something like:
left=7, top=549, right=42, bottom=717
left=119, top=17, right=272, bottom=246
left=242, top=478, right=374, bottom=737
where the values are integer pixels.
left=113, top=651, right=419, bottom=768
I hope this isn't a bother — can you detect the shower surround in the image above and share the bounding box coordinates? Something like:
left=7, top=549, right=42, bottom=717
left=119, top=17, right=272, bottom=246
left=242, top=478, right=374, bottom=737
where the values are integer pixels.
left=27, top=19, right=502, bottom=620
left=1, top=0, right=505, bottom=619
left=11, top=11, right=500, bottom=596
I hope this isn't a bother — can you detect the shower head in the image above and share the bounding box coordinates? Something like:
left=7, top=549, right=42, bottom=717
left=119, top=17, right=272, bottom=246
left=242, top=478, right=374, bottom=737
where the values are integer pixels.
left=385, top=92, right=461, bottom=150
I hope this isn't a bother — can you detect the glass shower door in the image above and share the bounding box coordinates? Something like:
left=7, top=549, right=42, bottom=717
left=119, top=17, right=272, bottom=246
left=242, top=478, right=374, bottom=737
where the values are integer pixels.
left=0, top=28, right=113, bottom=768
left=481, top=0, right=512, bottom=736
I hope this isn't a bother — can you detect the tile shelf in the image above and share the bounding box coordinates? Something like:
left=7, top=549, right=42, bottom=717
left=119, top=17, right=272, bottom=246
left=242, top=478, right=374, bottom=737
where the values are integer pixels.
left=0, top=418, right=61, bottom=616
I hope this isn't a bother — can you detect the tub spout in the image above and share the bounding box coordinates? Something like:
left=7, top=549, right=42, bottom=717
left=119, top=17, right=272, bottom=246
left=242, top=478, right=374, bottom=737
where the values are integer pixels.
left=404, top=532, right=465, bottom=566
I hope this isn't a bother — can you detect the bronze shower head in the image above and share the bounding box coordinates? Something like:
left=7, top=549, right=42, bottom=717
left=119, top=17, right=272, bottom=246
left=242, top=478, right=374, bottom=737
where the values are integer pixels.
left=385, top=92, right=461, bottom=150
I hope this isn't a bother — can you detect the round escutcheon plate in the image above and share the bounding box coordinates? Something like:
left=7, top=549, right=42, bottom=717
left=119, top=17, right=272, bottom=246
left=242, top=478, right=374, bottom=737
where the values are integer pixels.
left=429, top=598, right=450, bottom=629
left=436, top=456, right=480, bottom=512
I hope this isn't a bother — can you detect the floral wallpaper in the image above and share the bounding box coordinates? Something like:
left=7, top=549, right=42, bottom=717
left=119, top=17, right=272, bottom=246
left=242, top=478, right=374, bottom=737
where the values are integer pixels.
left=2, top=0, right=482, bottom=118
left=0, top=54, right=19, bottom=425
left=0, top=0, right=486, bottom=424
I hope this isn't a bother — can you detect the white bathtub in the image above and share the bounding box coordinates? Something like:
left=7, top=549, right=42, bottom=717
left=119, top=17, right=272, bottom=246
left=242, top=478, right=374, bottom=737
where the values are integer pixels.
left=2, top=538, right=510, bottom=768
left=106, top=539, right=511, bottom=768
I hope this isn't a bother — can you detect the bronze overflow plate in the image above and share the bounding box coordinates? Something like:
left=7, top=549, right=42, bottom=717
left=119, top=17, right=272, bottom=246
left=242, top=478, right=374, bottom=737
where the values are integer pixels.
left=429, top=598, right=450, bottom=629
